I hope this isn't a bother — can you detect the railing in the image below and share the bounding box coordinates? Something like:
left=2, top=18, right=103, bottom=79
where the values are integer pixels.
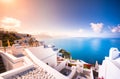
left=0, top=64, right=34, bottom=79
left=24, top=48, right=69, bottom=79
left=90, top=68, right=94, bottom=79
left=0, top=51, right=34, bottom=79
left=55, top=60, right=67, bottom=71
left=67, top=66, right=76, bottom=79
left=1, top=52, right=23, bottom=64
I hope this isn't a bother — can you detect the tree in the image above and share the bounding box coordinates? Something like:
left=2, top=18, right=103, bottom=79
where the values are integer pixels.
left=28, top=38, right=34, bottom=46
left=59, top=49, right=71, bottom=59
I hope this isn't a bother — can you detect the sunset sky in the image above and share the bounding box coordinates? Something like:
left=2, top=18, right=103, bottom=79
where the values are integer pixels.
left=0, top=0, right=120, bottom=37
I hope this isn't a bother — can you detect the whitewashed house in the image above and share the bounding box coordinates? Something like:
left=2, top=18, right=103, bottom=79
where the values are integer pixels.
left=99, top=48, right=120, bottom=79
left=27, top=46, right=58, bottom=67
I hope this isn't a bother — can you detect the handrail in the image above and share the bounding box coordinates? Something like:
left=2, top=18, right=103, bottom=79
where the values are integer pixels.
left=0, top=56, right=34, bottom=79
left=67, top=66, right=76, bottom=79
left=1, top=52, right=23, bottom=64
left=0, top=64, right=34, bottom=79
left=55, top=60, right=67, bottom=71
left=24, top=48, right=69, bottom=79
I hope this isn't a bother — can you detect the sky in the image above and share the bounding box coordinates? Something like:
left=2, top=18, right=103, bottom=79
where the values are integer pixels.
left=0, top=0, right=120, bottom=37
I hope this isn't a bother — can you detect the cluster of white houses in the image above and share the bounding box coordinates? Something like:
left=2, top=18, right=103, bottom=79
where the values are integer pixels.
left=0, top=38, right=120, bottom=79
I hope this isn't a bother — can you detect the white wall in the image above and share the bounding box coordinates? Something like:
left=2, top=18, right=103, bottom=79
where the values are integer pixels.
left=0, top=56, right=34, bottom=79
left=106, top=60, right=120, bottom=79
left=55, top=60, right=67, bottom=71
left=28, top=46, right=57, bottom=67
left=99, top=48, right=120, bottom=79
left=67, top=66, right=76, bottom=79
left=24, top=49, right=69, bottom=79
left=1, top=52, right=24, bottom=70
left=109, top=48, right=120, bottom=60
left=11, top=44, right=24, bottom=56
left=99, top=60, right=106, bottom=79
left=99, top=59, right=120, bottom=79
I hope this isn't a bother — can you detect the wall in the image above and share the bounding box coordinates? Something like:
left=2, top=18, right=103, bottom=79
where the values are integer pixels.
left=24, top=48, right=69, bottom=79
left=67, top=66, right=76, bottom=79
left=28, top=46, right=57, bottom=67
left=1, top=52, right=24, bottom=70
left=99, top=59, right=120, bottom=79
left=55, top=60, right=67, bottom=71
left=106, top=60, right=120, bottom=79
left=0, top=60, right=33, bottom=79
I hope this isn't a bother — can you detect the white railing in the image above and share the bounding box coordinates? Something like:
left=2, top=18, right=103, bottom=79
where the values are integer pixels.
left=67, top=66, right=76, bottom=79
left=0, top=51, right=34, bottom=79
left=90, top=68, right=94, bottom=79
left=1, top=52, right=23, bottom=64
left=1, top=52, right=24, bottom=70
left=55, top=60, right=67, bottom=71
left=0, top=64, right=34, bottom=79
left=24, top=48, right=69, bottom=79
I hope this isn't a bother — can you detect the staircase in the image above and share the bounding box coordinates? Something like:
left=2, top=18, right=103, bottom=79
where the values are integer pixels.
left=0, top=55, right=6, bottom=73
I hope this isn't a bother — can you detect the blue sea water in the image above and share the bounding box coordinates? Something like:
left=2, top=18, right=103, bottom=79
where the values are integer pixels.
left=45, top=37, right=120, bottom=64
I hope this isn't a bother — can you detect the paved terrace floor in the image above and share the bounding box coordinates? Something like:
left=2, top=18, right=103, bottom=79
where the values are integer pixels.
left=5, top=65, right=55, bottom=79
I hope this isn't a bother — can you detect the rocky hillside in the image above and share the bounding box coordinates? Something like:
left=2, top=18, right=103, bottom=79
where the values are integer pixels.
left=0, top=30, right=30, bottom=47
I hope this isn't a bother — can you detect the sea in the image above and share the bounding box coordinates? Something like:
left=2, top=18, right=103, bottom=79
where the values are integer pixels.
left=44, top=37, right=120, bottom=64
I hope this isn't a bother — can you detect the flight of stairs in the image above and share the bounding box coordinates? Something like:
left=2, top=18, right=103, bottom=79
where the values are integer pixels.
left=0, top=55, right=6, bottom=74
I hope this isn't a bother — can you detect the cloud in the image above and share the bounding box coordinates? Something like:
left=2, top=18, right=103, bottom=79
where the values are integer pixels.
left=90, top=23, right=103, bottom=33
left=110, top=25, right=120, bottom=33
left=0, top=17, right=21, bottom=29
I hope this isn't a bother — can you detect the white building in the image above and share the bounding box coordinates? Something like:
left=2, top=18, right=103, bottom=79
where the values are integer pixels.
left=0, top=43, right=93, bottom=79
left=27, top=46, right=58, bottom=67
left=11, top=44, right=24, bottom=57
left=0, top=46, right=68, bottom=79
left=99, top=48, right=120, bottom=79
